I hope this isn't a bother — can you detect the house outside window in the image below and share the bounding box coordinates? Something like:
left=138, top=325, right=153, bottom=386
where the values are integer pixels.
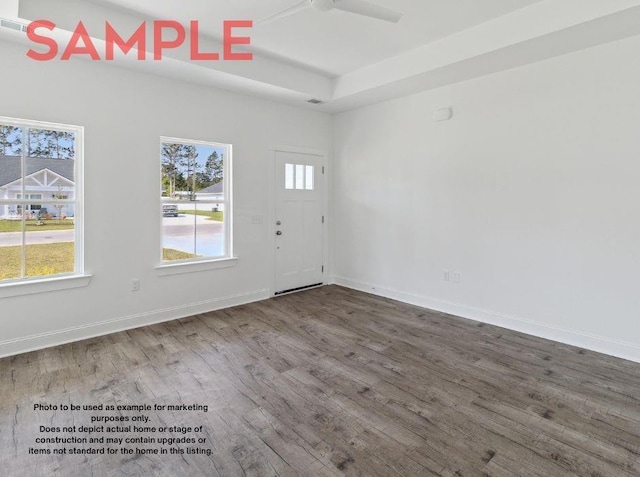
left=0, top=117, right=83, bottom=283
left=160, top=137, right=231, bottom=263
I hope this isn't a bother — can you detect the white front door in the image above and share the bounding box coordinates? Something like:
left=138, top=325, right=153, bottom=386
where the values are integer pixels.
left=275, top=150, right=324, bottom=294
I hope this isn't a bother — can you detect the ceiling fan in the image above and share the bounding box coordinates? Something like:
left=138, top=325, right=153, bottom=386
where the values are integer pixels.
left=259, top=0, right=403, bottom=25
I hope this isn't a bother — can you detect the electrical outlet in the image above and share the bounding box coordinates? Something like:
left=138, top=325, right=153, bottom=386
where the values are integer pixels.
left=131, top=279, right=140, bottom=292
left=452, top=272, right=461, bottom=284
left=443, top=270, right=450, bottom=282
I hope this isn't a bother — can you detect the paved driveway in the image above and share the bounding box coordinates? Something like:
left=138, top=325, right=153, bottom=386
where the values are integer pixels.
left=0, top=229, right=74, bottom=247
left=162, top=215, right=224, bottom=257
left=0, top=215, right=224, bottom=256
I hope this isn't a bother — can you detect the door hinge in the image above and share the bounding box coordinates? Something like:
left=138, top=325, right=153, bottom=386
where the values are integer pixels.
left=322, top=166, right=325, bottom=174
left=322, top=216, right=325, bottom=224
left=322, top=265, right=324, bottom=273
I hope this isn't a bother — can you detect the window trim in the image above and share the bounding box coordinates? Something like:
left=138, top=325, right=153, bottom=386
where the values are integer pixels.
left=155, top=257, right=238, bottom=276
left=159, top=136, right=233, bottom=266
left=0, top=116, right=84, bottom=287
left=0, top=274, right=92, bottom=299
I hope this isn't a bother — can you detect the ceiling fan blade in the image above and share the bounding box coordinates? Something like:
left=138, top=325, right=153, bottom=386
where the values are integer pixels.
left=334, top=0, right=403, bottom=23
left=258, top=1, right=310, bottom=25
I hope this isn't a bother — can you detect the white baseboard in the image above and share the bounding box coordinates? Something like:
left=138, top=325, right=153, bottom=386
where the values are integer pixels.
left=0, top=289, right=270, bottom=359
left=332, top=276, right=640, bottom=364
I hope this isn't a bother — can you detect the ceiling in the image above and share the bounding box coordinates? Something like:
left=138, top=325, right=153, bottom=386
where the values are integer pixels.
left=91, top=0, right=543, bottom=76
left=4, top=0, right=640, bottom=112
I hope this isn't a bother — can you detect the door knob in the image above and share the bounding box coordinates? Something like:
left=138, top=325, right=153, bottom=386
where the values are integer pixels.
left=276, top=220, right=282, bottom=226
left=276, top=231, right=283, bottom=236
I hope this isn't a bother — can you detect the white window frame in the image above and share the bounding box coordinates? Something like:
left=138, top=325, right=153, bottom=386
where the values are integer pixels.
left=0, top=116, right=87, bottom=294
left=157, top=136, right=234, bottom=272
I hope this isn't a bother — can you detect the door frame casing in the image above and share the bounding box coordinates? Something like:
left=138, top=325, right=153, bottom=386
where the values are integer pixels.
left=269, top=145, right=328, bottom=297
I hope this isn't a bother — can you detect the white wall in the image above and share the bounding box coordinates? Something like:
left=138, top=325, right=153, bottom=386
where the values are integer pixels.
left=333, top=35, right=640, bottom=363
left=3, top=31, right=640, bottom=364
left=0, top=40, right=332, bottom=356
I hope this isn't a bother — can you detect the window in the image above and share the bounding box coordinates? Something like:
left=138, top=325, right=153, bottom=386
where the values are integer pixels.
left=160, top=137, right=231, bottom=263
left=285, top=163, right=315, bottom=190
left=17, top=194, right=43, bottom=211
left=0, top=117, right=83, bottom=283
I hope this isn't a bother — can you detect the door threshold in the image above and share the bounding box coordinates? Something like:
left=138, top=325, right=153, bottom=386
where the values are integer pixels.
left=275, top=283, right=323, bottom=296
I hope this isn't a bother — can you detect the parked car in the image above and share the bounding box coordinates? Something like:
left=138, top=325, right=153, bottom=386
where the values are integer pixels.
left=162, top=204, right=179, bottom=217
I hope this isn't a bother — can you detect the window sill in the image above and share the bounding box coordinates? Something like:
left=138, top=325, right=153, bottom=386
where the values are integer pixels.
left=155, top=257, right=239, bottom=276
left=0, top=274, right=93, bottom=299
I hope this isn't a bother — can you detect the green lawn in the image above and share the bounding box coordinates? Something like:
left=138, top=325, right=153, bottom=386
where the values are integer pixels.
left=0, top=242, right=75, bottom=280
left=0, top=220, right=75, bottom=233
left=162, top=248, right=198, bottom=261
left=179, top=210, right=223, bottom=222
left=0, top=244, right=196, bottom=279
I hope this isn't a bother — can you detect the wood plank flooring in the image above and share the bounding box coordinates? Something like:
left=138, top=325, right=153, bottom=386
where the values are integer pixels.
left=1, top=285, right=639, bottom=476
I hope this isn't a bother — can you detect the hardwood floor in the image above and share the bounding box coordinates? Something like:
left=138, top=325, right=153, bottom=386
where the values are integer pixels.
left=1, top=285, right=639, bottom=476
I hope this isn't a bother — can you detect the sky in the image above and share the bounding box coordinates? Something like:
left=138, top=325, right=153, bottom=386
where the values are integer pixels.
left=2, top=124, right=226, bottom=166
left=1, top=126, right=75, bottom=159
left=193, top=145, right=225, bottom=169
